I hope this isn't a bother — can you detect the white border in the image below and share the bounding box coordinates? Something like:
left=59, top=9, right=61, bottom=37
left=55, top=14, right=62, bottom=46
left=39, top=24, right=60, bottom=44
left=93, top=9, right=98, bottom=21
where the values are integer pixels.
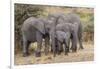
left=12, top=0, right=95, bottom=8
left=11, top=0, right=95, bottom=69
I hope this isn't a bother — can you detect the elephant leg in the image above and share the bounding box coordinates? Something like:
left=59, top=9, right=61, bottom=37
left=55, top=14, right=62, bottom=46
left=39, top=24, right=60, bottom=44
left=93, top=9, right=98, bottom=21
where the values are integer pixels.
left=70, top=38, right=73, bottom=50
left=51, top=36, right=56, bottom=57
left=78, top=24, right=84, bottom=49
left=44, top=35, right=49, bottom=55
left=22, top=35, right=29, bottom=57
left=35, top=31, right=42, bottom=57
left=57, top=41, right=62, bottom=55
left=64, top=41, right=69, bottom=55
left=50, top=45, right=53, bottom=53
left=71, top=32, right=78, bottom=52
left=70, top=34, right=73, bottom=50
left=78, top=31, right=84, bottom=49
left=60, top=44, right=63, bottom=53
left=50, top=29, right=56, bottom=57
left=55, top=39, right=58, bottom=55
left=67, top=39, right=70, bottom=52
left=78, top=35, right=84, bottom=49
left=26, top=41, right=31, bottom=55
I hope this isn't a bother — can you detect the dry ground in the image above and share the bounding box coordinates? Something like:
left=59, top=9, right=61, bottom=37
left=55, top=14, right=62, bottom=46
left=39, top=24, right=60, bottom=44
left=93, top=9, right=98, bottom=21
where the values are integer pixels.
left=14, top=42, right=94, bottom=65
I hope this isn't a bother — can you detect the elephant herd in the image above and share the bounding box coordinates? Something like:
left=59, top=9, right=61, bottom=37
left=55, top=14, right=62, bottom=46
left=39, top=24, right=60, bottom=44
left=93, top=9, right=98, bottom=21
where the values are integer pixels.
left=21, top=13, right=84, bottom=57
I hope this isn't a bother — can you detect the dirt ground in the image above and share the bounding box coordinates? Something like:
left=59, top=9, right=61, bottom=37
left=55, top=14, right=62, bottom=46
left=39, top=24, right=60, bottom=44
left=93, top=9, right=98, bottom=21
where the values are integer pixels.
left=14, top=42, right=94, bottom=65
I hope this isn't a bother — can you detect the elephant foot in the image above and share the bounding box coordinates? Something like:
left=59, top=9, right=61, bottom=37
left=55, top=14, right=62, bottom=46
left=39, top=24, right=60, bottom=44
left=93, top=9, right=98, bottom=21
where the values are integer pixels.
left=71, top=48, right=77, bottom=52
left=71, top=46, right=77, bottom=52
left=79, top=46, right=84, bottom=49
left=70, top=47, right=73, bottom=50
left=51, top=48, right=53, bottom=53
left=65, top=49, right=69, bottom=55
left=66, top=48, right=70, bottom=53
left=23, top=52, right=30, bottom=57
left=57, top=51, right=61, bottom=55
left=67, top=50, right=70, bottom=53
left=60, top=50, right=63, bottom=53
left=35, top=51, right=41, bottom=57
left=65, top=52, right=68, bottom=55
left=72, top=49, right=77, bottom=52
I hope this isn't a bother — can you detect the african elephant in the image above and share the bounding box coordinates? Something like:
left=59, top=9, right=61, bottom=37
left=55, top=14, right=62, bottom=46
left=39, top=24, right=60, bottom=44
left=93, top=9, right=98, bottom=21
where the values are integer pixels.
left=55, top=30, right=70, bottom=55
left=56, top=23, right=79, bottom=52
left=47, top=13, right=83, bottom=57
left=57, top=13, right=83, bottom=50
left=21, top=17, right=50, bottom=57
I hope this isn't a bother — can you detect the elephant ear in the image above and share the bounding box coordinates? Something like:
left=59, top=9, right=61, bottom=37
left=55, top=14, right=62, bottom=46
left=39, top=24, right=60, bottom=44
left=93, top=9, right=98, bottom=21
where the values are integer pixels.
left=34, top=21, right=45, bottom=34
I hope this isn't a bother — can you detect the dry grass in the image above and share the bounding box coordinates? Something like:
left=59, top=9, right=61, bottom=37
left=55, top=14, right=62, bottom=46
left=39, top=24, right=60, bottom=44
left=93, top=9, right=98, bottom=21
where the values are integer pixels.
left=14, top=42, right=94, bottom=65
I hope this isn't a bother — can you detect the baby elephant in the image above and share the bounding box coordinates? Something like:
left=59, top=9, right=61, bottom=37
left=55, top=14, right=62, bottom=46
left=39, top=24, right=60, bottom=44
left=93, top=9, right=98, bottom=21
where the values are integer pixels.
left=55, top=31, right=70, bottom=55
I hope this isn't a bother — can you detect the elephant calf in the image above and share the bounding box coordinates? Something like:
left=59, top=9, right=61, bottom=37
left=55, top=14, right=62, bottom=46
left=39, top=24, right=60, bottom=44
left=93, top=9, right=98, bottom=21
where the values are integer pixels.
left=55, top=31, right=70, bottom=55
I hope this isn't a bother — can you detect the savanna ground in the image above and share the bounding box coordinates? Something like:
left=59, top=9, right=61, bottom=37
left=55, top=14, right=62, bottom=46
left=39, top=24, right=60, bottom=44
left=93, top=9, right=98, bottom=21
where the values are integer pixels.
left=14, top=42, right=94, bottom=65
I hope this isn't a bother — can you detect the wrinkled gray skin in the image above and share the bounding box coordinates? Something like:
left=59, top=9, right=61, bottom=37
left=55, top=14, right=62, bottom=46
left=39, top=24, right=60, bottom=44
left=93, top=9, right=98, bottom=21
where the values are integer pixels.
left=58, top=13, right=83, bottom=50
left=47, top=13, right=83, bottom=57
left=55, top=30, right=70, bottom=55
left=21, top=17, right=50, bottom=57
left=56, top=23, right=78, bottom=53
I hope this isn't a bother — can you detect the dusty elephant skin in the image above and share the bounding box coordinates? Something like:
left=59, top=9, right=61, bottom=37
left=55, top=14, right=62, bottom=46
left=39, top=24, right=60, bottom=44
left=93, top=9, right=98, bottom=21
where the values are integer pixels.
left=21, top=13, right=84, bottom=57
left=55, top=23, right=78, bottom=54
left=55, top=30, right=70, bottom=55
left=21, top=17, right=50, bottom=57
left=47, top=13, right=84, bottom=57
left=58, top=13, right=84, bottom=50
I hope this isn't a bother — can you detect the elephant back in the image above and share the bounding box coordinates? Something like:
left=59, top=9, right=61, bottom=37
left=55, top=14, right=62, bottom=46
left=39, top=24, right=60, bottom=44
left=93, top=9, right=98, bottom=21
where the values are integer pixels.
left=56, top=23, right=71, bottom=32
left=22, top=17, right=45, bottom=34
left=64, top=13, right=81, bottom=24
left=54, top=13, right=81, bottom=25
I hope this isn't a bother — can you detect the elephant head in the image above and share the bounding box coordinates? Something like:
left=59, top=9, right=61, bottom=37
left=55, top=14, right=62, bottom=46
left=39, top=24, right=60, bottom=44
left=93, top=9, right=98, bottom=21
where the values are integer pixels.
left=55, top=30, right=70, bottom=55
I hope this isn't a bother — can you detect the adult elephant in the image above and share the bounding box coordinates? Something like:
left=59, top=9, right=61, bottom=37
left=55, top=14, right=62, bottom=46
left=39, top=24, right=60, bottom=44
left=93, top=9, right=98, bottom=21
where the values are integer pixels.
left=47, top=13, right=84, bottom=57
left=55, top=23, right=78, bottom=53
left=21, top=17, right=50, bottom=57
left=58, top=13, right=84, bottom=50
